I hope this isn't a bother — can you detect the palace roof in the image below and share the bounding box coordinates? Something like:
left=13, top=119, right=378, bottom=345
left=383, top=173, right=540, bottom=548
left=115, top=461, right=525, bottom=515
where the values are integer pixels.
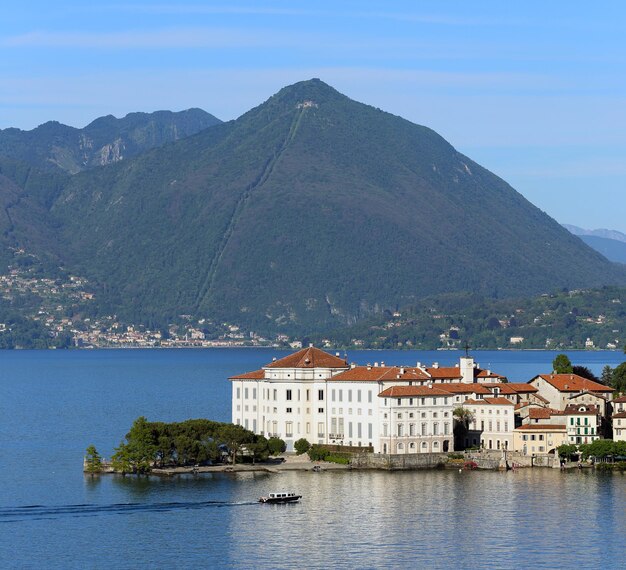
left=330, top=366, right=430, bottom=382
left=228, top=369, right=265, bottom=380
left=378, top=385, right=454, bottom=398
left=264, top=346, right=348, bottom=369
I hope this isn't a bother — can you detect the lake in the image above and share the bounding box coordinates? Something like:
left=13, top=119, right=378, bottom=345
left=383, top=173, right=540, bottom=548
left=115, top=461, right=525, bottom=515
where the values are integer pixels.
left=1, top=348, right=625, bottom=568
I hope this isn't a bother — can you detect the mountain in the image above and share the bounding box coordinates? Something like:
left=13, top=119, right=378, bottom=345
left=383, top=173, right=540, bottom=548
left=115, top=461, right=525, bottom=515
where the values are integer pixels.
left=34, top=79, right=625, bottom=333
left=563, top=224, right=626, bottom=244
left=0, top=109, right=221, bottom=174
left=576, top=236, right=626, bottom=264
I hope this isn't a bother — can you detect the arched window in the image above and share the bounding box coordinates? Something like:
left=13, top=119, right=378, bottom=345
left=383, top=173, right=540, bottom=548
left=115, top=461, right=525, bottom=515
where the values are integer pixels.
left=397, top=442, right=404, bottom=451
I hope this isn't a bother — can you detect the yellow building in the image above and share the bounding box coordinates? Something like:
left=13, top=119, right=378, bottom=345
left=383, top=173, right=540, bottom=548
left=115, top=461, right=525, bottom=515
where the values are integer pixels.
left=513, top=424, right=568, bottom=456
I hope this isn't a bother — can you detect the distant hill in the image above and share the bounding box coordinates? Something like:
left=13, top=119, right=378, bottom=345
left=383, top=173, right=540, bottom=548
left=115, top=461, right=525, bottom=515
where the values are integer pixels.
left=563, top=224, right=626, bottom=244
left=36, top=79, right=624, bottom=333
left=0, top=109, right=221, bottom=174
left=577, top=236, right=626, bottom=265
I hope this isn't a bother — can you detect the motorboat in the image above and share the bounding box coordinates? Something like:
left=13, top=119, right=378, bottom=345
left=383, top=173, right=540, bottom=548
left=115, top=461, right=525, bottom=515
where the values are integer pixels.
left=259, top=492, right=302, bottom=504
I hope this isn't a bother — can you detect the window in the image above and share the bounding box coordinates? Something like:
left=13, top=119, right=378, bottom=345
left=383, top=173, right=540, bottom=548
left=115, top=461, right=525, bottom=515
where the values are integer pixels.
left=286, top=407, right=292, bottom=413
left=358, top=423, right=362, bottom=438
left=397, top=398, right=401, bottom=406
left=306, top=390, right=310, bottom=401
left=318, top=390, right=324, bottom=401
left=433, top=423, right=439, bottom=436
left=368, top=391, right=372, bottom=403
left=286, top=389, right=292, bottom=401
left=397, top=424, right=403, bottom=437
left=236, top=387, right=241, bottom=399
left=348, top=390, right=353, bottom=403
left=349, top=423, right=353, bottom=438
left=368, top=423, right=373, bottom=439
left=244, top=387, right=248, bottom=399
left=409, top=423, right=416, bottom=436
left=444, top=423, right=449, bottom=435
left=357, top=390, right=362, bottom=403
left=538, top=434, right=544, bottom=441
left=409, top=398, right=413, bottom=406
left=397, top=413, right=402, bottom=419
left=383, top=424, right=388, bottom=436
left=331, top=418, right=337, bottom=433
left=286, top=422, right=293, bottom=437
left=332, top=389, right=336, bottom=402
left=317, top=423, right=325, bottom=437
left=421, top=423, right=427, bottom=436
left=339, top=390, right=343, bottom=402
left=318, top=408, right=324, bottom=414
left=253, top=388, right=257, bottom=399
left=273, top=389, right=277, bottom=401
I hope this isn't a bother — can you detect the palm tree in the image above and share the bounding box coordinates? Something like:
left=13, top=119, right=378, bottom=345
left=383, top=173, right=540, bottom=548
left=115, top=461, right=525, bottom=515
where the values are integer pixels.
left=453, top=406, right=475, bottom=451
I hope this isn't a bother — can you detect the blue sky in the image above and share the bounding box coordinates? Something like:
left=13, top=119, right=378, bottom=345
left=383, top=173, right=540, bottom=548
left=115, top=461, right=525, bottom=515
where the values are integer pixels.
left=1, top=1, right=625, bottom=232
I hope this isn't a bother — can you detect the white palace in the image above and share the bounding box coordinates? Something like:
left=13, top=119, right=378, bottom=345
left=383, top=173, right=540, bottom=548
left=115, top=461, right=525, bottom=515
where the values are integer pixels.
left=229, top=346, right=547, bottom=454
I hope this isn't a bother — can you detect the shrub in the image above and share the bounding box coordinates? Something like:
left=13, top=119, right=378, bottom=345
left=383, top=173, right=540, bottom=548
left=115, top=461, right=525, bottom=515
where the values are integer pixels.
left=267, top=437, right=286, bottom=456
left=448, top=453, right=464, bottom=460
left=294, top=438, right=311, bottom=455
left=308, top=444, right=330, bottom=461
left=325, top=454, right=350, bottom=465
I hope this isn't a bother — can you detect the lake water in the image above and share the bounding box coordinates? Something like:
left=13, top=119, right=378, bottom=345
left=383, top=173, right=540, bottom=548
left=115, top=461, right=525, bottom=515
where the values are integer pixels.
left=1, top=348, right=625, bottom=568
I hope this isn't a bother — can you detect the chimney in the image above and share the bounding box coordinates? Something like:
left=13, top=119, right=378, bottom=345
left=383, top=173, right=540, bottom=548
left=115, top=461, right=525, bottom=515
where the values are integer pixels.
left=335, top=352, right=340, bottom=357
left=272, top=357, right=277, bottom=361
left=432, top=362, right=439, bottom=369
left=381, top=361, right=385, bottom=367
left=400, top=368, right=405, bottom=374
left=350, top=363, right=356, bottom=369
left=374, top=362, right=379, bottom=367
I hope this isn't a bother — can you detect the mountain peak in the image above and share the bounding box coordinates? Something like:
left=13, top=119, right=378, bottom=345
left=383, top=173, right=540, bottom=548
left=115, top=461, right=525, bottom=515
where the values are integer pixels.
left=270, top=78, right=345, bottom=108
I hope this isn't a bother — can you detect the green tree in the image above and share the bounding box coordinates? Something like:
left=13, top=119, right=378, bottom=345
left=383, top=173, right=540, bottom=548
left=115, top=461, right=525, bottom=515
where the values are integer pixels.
left=611, top=362, right=626, bottom=393
left=453, top=406, right=475, bottom=450
left=601, top=365, right=614, bottom=386
left=572, top=365, right=599, bottom=383
left=84, top=444, right=103, bottom=474
left=556, top=443, right=578, bottom=461
left=111, top=416, right=158, bottom=474
left=294, top=438, right=311, bottom=455
left=553, top=354, right=573, bottom=374
left=218, top=424, right=254, bottom=465
left=268, top=437, right=286, bottom=456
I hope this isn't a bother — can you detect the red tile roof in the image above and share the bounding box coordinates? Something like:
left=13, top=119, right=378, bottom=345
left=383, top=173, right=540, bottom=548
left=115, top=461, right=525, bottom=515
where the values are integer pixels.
left=528, top=408, right=561, bottom=420
left=265, top=347, right=348, bottom=369
left=465, top=397, right=515, bottom=406
left=515, top=424, right=566, bottom=431
left=424, top=367, right=463, bottom=379
left=378, top=385, right=454, bottom=398
left=228, top=369, right=265, bottom=380
left=496, top=383, right=538, bottom=394
left=533, top=374, right=614, bottom=393
left=330, top=366, right=430, bottom=382
left=612, top=396, right=626, bottom=403
left=612, top=411, right=626, bottom=419
left=439, top=383, right=493, bottom=395
left=563, top=404, right=599, bottom=415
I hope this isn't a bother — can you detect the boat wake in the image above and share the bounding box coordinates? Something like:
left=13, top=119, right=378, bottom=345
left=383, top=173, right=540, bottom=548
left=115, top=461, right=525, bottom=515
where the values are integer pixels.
left=0, top=500, right=258, bottom=523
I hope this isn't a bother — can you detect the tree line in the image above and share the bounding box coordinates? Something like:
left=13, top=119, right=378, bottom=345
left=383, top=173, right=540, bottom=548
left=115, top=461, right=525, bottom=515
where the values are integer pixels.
left=86, top=417, right=286, bottom=475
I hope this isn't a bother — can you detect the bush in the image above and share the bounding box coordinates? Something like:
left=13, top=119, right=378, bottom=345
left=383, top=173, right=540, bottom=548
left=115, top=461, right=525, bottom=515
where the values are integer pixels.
left=294, top=438, right=311, bottom=455
left=448, top=453, right=464, bottom=460
left=267, top=437, right=286, bottom=456
left=308, top=444, right=330, bottom=461
left=325, top=453, right=351, bottom=465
